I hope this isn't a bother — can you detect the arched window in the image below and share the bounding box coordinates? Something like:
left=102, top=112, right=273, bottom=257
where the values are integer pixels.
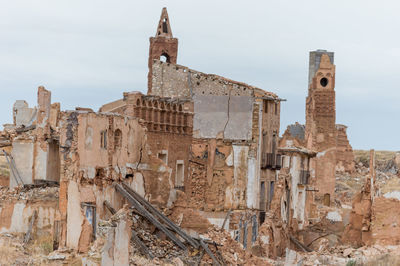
left=320, top=77, right=328, bottom=87
left=114, top=129, right=122, bottom=150
left=160, top=53, right=170, bottom=63
left=162, top=18, right=168, bottom=33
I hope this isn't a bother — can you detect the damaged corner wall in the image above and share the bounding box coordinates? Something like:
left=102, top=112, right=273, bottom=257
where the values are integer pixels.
left=59, top=110, right=178, bottom=250
left=335, top=124, right=355, bottom=173
left=101, top=211, right=132, bottom=266
left=9, top=86, right=61, bottom=189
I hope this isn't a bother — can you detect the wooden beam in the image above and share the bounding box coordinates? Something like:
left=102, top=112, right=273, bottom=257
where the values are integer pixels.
left=221, top=209, right=231, bottom=230
left=121, top=182, right=199, bottom=249
left=0, top=141, right=11, bottom=148
left=289, top=235, right=312, bottom=252
left=114, top=183, right=187, bottom=250
left=103, top=200, right=116, bottom=215
left=16, top=125, right=36, bottom=133
left=199, top=239, right=221, bottom=266
left=131, top=229, right=154, bottom=259
left=213, top=242, right=226, bottom=266
left=24, top=210, right=37, bottom=245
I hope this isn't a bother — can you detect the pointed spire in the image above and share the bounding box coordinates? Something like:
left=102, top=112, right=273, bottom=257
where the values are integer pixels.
left=155, top=7, right=173, bottom=38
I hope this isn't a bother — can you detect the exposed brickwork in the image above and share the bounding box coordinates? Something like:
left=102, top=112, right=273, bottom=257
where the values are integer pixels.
left=100, top=92, right=194, bottom=187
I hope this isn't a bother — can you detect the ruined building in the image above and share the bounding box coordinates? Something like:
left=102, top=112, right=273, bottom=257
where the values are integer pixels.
left=0, top=7, right=286, bottom=253
left=0, top=7, right=371, bottom=265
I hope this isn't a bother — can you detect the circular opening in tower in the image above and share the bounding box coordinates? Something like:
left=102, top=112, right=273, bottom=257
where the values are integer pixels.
left=320, top=77, right=328, bottom=87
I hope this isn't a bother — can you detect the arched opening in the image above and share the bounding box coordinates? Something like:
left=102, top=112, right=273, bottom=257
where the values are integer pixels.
left=160, top=53, right=170, bottom=63
left=323, top=193, right=330, bottom=206
left=162, top=18, right=168, bottom=33
left=114, top=129, right=122, bottom=150
left=320, top=77, right=328, bottom=87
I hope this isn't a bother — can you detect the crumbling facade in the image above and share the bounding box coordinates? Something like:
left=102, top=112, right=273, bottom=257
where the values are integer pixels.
left=0, top=7, right=383, bottom=265
left=278, top=145, right=316, bottom=231
left=0, top=7, right=287, bottom=255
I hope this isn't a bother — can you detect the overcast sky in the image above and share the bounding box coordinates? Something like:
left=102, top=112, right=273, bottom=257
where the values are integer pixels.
left=1, top=1, right=399, bottom=150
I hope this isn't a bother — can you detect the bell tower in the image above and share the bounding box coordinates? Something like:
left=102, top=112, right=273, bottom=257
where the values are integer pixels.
left=305, top=49, right=337, bottom=204
left=147, top=7, right=178, bottom=94
left=305, top=50, right=336, bottom=150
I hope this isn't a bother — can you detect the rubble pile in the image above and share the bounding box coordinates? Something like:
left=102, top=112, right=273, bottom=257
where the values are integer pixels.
left=284, top=244, right=400, bottom=265
left=87, top=203, right=272, bottom=266
left=128, top=212, right=198, bottom=264
left=92, top=207, right=215, bottom=265
left=0, top=186, right=58, bottom=201
left=203, top=228, right=272, bottom=265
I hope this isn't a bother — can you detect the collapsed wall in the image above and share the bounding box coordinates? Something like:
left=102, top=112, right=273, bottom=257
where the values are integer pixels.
left=336, top=124, right=355, bottom=173
left=342, top=150, right=400, bottom=247
left=0, top=187, right=58, bottom=250
left=57, top=110, right=181, bottom=250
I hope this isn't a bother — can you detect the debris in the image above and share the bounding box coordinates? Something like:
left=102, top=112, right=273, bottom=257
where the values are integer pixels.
left=47, top=254, right=66, bottom=260
left=23, top=210, right=37, bottom=245
left=115, top=183, right=187, bottom=250
left=131, top=229, right=154, bottom=259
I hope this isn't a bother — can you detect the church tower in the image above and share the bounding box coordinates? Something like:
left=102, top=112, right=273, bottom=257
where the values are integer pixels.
left=305, top=50, right=337, bottom=204
left=147, top=7, right=178, bottom=94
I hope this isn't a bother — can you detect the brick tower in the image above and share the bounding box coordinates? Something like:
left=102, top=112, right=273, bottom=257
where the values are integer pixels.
left=305, top=50, right=336, bottom=204
left=147, top=7, right=178, bottom=94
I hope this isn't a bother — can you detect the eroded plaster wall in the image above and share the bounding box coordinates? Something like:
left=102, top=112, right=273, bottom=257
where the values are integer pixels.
left=59, top=110, right=179, bottom=249
left=193, top=95, right=253, bottom=140
left=10, top=140, right=34, bottom=188
left=151, top=60, right=266, bottom=98
left=13, top=100, right=37, bottom=127
left=76, top=112, right=145, bottom=179
left=287, top=155, right=307, bottom=229
left=0, top=198, right=57, bottom=246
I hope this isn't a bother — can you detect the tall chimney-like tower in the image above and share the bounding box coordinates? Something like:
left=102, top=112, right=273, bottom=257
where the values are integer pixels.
left=305, top=49, right=337, bottom=204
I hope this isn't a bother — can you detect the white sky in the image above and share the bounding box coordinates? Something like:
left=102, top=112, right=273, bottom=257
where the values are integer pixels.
left=1, top=0, right=399, bottom=150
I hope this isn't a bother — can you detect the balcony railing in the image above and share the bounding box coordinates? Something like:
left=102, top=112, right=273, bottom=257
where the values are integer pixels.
left=261, top=153, right=282, bottom=170
left=299, top=170, right=310, bottom=185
